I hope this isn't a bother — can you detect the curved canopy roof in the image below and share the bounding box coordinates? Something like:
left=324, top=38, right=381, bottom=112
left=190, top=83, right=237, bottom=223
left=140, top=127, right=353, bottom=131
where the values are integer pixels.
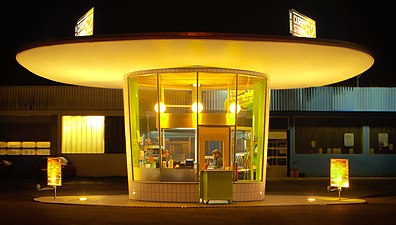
left=16, top=32, right=374, bottom=89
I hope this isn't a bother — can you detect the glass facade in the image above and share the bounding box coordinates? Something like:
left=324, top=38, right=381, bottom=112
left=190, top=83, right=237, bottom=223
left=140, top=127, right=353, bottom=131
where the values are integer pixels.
left=125, top=68, right=268, bottom=183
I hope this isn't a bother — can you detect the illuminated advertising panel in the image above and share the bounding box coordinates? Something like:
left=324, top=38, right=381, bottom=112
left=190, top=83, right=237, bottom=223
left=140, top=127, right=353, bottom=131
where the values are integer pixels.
left=289, top=9, right=316, bottom=38
left=75, top=7, right=94, bottom=37
left=224, top=90, right=254, bottom=111
left=47, top=157, right=62, bottom=186
left=330, top=158, right=349, bottom=188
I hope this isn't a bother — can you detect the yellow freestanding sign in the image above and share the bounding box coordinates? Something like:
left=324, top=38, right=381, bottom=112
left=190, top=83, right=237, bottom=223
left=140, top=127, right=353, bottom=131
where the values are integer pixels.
left=47, top=157, right=62, bottom=186
left=330, top=158, right=349, bottom=188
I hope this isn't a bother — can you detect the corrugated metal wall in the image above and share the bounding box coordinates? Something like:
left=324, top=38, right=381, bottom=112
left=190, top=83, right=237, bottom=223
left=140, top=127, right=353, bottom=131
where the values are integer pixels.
left=1, top=86, right=395, bottom=112
left=270, top=87, right=396, bottom=112
left=0, top=86, right=123, bottom=111
left=202, top=90, right=228, bottom=111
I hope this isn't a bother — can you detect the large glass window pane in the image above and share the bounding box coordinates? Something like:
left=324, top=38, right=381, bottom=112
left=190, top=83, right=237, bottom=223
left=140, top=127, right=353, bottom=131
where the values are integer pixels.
left=253, top=78, right=267, bottom=181
left=234, top=128, right=254, bottom=180
left=158, top=72, right=197, bottom=128
left=198, top=72, right=236, bottom=173
left=199, top=72, right=236, bottom=126
left=158, top=72, right=198, bottom=181
left=236, top=75, right=266, bottom=181
left=161, top=128, right=197, bottom=181
left=160, top=72, right=195, bottom=114
left=129, top=75, right=160, bottom=181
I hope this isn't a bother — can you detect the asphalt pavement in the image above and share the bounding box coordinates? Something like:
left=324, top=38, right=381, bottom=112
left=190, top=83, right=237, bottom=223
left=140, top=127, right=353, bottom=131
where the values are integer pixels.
left=1, top=176, right=396, bottom=225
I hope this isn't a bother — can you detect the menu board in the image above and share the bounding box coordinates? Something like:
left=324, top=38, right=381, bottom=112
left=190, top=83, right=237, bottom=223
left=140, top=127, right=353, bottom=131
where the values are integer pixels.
left=47, top=157, right=62, bottom=186
left=330, top=158, right=349, bottom=188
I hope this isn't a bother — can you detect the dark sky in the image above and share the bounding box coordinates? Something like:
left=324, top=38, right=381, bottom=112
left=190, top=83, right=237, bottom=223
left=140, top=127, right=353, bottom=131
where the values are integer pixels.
left=3, top=0, right=394, bottom=87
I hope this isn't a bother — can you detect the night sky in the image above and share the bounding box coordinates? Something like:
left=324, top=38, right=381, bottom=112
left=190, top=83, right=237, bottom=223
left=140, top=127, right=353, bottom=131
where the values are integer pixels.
left=3, top=0, right=394, bottom=87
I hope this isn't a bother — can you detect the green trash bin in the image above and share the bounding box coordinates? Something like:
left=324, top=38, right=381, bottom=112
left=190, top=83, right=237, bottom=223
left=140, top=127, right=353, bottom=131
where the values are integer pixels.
left=200, top=170, right=233, bottom=204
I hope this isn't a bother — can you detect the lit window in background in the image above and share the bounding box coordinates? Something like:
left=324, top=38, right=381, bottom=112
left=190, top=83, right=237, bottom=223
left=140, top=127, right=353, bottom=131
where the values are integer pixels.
left=62, top=116, right=104, bottom=154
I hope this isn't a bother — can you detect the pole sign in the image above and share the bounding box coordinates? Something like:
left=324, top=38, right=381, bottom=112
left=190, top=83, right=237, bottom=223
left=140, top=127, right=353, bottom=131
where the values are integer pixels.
left=330, top=158, right=349, bottom=188
left=47, top=157, right=62, bottom=186
left=289, top=9, right=316, bottom=38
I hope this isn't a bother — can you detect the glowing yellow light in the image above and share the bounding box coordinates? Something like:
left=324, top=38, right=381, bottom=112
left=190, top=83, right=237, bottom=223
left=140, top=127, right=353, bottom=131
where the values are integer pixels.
left=229, top=102, right=241, bottom=113
left=79, top=197, right=88, bottom=201
left=191, top=102, right=203, bottom=113
left=154, top=102, right=166, bottom=113
left=308, top=197, right=316, bottom=202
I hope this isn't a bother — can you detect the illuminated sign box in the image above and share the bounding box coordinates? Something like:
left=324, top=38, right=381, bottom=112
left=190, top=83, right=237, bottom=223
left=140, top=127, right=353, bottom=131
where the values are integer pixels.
left=47, top=157, right=62, bottom=186
left=75, top=7, right=94, bottom=37
left=330, top=158, right=349, bottom=188
left=289, top=9, right=316, bottom=38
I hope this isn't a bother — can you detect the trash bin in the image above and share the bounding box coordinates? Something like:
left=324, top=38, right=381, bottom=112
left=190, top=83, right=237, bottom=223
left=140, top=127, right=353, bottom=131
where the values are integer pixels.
left=199, top=170, right=233, bottom=204
left=290, top=169, right=299, bottom=178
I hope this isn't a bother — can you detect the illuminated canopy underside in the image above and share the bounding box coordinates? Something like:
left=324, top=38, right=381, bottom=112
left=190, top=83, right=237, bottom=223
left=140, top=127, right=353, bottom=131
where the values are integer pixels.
left=16, top=33, right=374, bottom=89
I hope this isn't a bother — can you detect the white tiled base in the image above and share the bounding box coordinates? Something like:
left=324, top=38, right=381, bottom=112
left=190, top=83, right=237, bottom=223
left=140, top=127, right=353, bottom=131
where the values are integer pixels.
left=129, top=182, right=199, bottom=202
left=233, top=182, right=265, bottom=201
left=129, top=181, right=265, bottom=202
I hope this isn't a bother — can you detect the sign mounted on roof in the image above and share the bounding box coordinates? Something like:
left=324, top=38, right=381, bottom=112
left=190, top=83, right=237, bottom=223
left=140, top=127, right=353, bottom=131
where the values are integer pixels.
left=289, top=9, right=316, bottom=38
left=75, top=7, right=94, bottom=37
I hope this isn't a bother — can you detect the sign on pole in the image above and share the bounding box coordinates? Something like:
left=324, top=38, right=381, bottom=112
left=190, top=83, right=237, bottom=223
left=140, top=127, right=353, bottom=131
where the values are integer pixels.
left=47, top=157, right=62, bottom=186
left=330, top=158, right=349, bottom=188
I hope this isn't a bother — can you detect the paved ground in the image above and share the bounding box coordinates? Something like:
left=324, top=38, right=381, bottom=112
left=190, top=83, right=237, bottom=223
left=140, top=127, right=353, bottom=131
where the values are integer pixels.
left=1, top=176, right=396, bottom=225
left=34, top=194, right=366, bottom=208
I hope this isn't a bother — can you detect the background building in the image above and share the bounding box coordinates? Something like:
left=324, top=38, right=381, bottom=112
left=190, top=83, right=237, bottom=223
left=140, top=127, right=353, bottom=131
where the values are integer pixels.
left=1, top=85, right=395, bottom=178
